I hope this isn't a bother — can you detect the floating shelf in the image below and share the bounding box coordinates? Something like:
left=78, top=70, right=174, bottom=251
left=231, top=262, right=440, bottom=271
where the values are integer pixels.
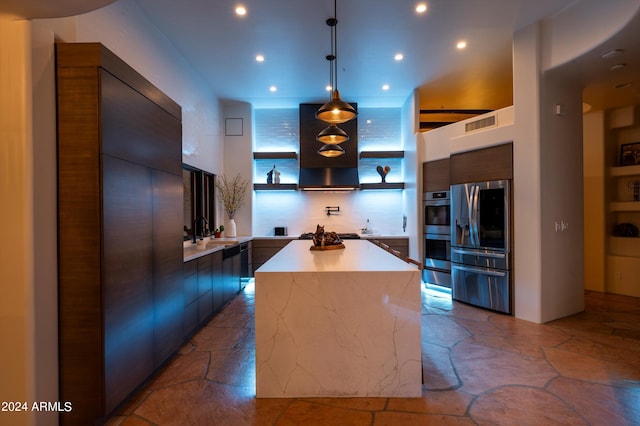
left=253, top=152, right=298, bottom=159
left=609, top=164, right=640, bottom=177
left=253, top=183, right=298, bottom=191
left=609, top=201, right=640, bottom=212
left=359, top=183, right=405, bottom=190
left=359, top=150, right=404, bottom=159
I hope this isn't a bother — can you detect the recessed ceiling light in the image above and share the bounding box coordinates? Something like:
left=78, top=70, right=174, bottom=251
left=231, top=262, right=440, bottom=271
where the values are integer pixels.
left=456, top=41, right=467, bottom=49
left=235, top=5, right=247, bottom=16
left=269, top=86, right=277, bottom=92
left=601, top=49, right=623, bottom=60
left=394, top=53, right=404, bottom=61
left=415, top=3, right=428, bottom=13
left=609, top=63, right=626, bottom=71
left=256, top=54, right=265, bottom=62
left=382, top=84, right=390, bottom=91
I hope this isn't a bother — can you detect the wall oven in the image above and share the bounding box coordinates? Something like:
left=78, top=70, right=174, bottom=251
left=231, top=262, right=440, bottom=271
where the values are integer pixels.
left=450, top=180, right=511, bottom=313
left=424, top=190, right=451, bottom=288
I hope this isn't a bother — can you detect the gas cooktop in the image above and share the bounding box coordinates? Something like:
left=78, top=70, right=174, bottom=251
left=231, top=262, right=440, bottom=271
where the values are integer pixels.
left=299, top=232, right=361, bottom=240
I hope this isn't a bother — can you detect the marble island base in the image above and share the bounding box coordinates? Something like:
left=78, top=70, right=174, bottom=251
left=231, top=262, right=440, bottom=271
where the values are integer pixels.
left=255, top=240, right=422, bottom=398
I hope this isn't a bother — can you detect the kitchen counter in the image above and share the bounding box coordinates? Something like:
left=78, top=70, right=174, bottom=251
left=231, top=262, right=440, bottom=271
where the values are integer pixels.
left=254, top=239, right=422, bottom=398
left=183, top=236, right=252, bottom=262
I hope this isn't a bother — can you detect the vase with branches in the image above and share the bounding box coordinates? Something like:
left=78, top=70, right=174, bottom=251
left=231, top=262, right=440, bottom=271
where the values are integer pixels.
left=215, top=173, right=249, bottom=237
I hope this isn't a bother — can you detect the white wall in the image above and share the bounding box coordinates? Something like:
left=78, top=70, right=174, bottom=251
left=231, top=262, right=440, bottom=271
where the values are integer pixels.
left=70, top=0, right=222, bottom=174
left=251, top=105, right=409, bottom=238
left=0, top=19, right=37, bottom=426
left=540, top=0, right=640, bottom=72
left=401, top=91, right=420, bottom=259
left=0, top=2, right=223, bottom=424
left=223, top=101, right=253, bottom=236
left=253, top=189, right=405, bottom=237
left=539, top=69, right=585, bottom=321
left=583, top=110, right=606, bottom=292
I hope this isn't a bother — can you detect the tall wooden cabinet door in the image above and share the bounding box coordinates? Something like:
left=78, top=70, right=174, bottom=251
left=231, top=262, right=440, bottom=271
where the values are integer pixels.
left=102, top=156, right=154, bottom=413
left=423, top=158, right=450, bottom=192
left=152, top=170, right=184, bottom=367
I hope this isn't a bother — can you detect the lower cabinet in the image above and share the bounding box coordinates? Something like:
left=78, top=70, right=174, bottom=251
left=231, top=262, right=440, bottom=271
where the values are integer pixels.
left=183, top=249, right=225, bottom=338
left=197, top=255, right=213, bottom=324
left=223, top=245, right=242, bottom=303
left=251, top=238, right=295, bottom=273
left=183, top=259, right=199, bottom=338
left=212, top=250, right=224, bottom=313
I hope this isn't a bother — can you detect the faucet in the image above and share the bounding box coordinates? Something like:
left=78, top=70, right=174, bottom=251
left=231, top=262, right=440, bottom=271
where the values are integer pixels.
left=192, top=216, right=209, bottom=243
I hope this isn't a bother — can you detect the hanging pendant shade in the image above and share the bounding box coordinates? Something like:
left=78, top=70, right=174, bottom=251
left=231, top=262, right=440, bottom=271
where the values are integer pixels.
left=315, top=0, right=357, bottom=127
left=317, top=143, right=345, bottom=157
left=316, top=90, right=357, bottom=124
left=316, top=124, right=349, bottom=144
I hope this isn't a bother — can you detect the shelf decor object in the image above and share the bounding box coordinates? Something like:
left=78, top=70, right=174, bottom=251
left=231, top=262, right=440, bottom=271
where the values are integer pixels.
left=215, top=173, right=249, bottom=237
left=376, top=165, right=390, bottom=183
left=620, top=141, right=640, bottom=166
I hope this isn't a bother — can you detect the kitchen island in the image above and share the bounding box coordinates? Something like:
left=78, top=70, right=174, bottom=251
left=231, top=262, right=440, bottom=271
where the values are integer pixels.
left=254, top=239, right=422, bottom=398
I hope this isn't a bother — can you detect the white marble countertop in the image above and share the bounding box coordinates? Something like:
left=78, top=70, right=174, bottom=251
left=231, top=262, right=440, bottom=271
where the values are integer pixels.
left=255, top=239, right=422, bottom=398
left=183, top=236, right=252, bottom=262
left=256, top=239, right=414, bottom=273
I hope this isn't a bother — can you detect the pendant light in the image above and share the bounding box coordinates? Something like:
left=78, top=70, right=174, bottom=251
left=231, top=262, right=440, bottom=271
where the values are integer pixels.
left=316, top=0, right=357, bottom=125
left=317, top=143, right=345, bottom=157
left=316, top=124, right=349, bottom=144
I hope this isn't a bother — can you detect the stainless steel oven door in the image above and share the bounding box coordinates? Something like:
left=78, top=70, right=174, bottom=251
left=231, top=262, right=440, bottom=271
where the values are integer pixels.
left=425, top=233, right=451, bottom=270
left=451, top=264, right=511, bottom=314
left=424, top=191, right=450, bottom=234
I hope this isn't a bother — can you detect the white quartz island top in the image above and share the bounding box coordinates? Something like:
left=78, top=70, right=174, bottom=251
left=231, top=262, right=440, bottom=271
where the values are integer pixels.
left=255, top=240, right=422, bottom=398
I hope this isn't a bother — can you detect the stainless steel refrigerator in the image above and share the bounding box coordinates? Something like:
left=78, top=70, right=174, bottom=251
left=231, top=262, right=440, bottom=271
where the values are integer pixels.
left=450, top=180, right=511, bottom=313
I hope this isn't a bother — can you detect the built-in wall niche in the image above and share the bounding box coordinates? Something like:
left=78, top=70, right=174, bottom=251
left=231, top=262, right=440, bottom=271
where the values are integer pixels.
left=253, top=152, right=298, bottom=186
left=183, top=164, right=216, bottom=240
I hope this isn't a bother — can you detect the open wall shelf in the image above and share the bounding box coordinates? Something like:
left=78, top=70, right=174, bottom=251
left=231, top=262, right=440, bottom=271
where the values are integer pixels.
left=359, top=183, right=405, bottom=190
left=253, top=183, right=298, bottom=191
left=359, top=150, right=404, bottom=159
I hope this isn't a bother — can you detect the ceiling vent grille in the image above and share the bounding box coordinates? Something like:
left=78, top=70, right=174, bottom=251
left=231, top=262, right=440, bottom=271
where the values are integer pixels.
left=465, top=115, right=496, bottom=132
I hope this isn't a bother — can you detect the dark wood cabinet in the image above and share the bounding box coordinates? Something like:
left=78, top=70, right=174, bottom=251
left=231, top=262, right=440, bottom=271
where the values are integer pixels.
left=251, top=238, right=295, bottom=273
left=423, top=158, right=451, bottom=192
left=450, top=143, right=513, bottom=184
left=211, top=250, right=224, bottom=313
left=183, top=260, right=198, bottom=336
left=222, top=245, right=242, bottom=304
left=197, top=255, right=213, bottom=323
left=57, top=43, right=182, bottom=425
left=152, top=170, right=185, bottom=367
left=102, top=156, right=155, bottom=412
left=372, top=237, right=409, bottom=259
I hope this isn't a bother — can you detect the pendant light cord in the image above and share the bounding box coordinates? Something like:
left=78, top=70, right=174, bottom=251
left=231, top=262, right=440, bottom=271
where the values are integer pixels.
left=333, top=0, right=338, bottom=95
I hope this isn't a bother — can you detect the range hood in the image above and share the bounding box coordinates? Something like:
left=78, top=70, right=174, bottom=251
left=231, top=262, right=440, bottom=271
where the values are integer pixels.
left=298, top=103, right=359, bottom=190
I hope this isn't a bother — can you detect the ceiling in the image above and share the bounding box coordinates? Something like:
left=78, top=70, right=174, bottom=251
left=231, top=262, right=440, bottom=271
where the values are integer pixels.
left=4, top=0, right=640, bottom=113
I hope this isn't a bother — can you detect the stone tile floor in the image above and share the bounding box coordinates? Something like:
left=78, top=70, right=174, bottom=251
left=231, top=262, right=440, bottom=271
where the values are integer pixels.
left=107, top=283, right=640, bottom=425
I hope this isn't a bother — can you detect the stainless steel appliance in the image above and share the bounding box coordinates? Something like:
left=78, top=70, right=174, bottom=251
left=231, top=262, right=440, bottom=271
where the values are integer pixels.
left=424, top=190, right=451, bottom=287
left=450, top=180, right=511, bottom=313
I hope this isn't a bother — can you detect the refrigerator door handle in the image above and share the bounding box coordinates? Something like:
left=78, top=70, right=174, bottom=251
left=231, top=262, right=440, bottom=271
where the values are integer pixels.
left=471, top=185, right=479, bottom=246
left=452, top=248, right=506, bottom=259
left=452, top=264, right=506, bottom=277
left=467, top=185, right=476, bottom=246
